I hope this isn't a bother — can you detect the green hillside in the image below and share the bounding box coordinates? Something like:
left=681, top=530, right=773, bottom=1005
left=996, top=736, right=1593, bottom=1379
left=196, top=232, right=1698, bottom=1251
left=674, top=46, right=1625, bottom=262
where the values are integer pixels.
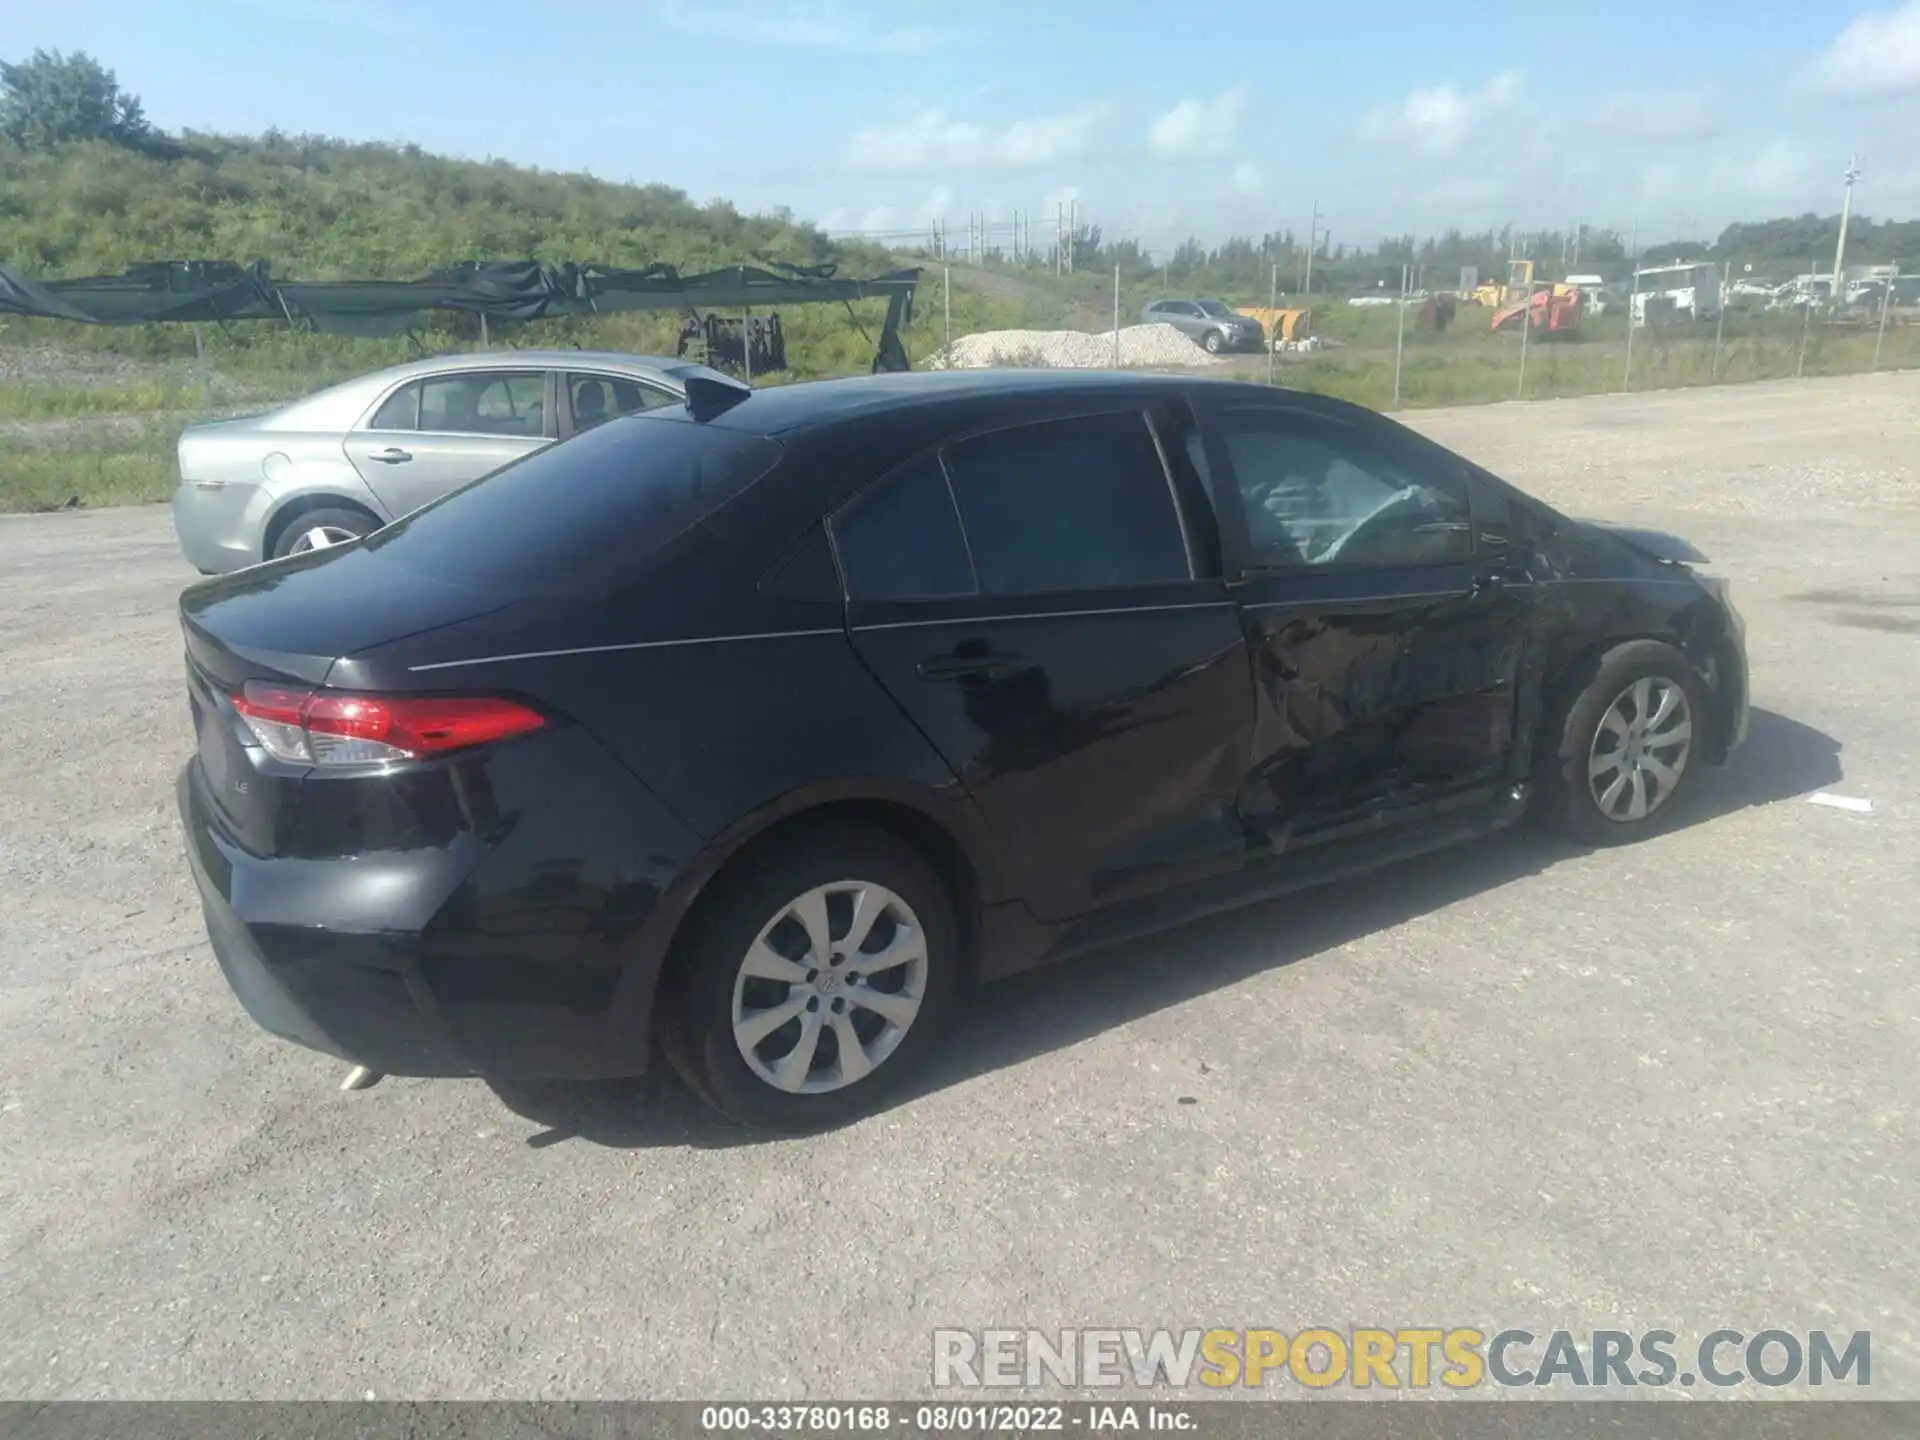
left=0, top=131, right=957, bottom=372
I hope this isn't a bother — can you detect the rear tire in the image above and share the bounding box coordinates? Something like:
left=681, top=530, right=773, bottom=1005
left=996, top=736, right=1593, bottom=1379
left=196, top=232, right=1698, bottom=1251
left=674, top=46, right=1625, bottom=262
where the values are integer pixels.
left=270, top=505, right=378, bottom=560
left=660, top=823, right=959, bottom=1132
left=1540, top=639, right=1707, bottom=846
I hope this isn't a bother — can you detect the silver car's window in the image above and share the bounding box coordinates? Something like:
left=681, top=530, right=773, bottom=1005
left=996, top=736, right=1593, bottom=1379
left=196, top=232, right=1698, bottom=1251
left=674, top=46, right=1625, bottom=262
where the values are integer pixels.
left=567, top=373, right=676, bottom=432
left=368, top=383, right=420, bottom=431
left=415, top=371, right=546, bottom=438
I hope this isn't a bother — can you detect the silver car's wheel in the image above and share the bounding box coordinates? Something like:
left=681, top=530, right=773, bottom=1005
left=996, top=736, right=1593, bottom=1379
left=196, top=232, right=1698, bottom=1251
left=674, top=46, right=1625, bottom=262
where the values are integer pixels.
left=1587, top=676, right=1694, bottom=822
left=288, top=524, right=361, bottom=553
left=729, top=880, right=930, bottom=1095
left=270, top=506, right=378, bottom=560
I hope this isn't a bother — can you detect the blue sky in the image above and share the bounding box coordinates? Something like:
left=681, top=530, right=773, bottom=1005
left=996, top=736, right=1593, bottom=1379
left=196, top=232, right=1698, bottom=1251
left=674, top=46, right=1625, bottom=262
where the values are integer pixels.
left=10, top=0, right=1920, bottom=254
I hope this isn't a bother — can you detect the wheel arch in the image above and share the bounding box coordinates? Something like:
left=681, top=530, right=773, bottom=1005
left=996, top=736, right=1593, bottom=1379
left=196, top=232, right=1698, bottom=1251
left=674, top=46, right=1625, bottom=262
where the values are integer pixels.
left=649, top=782, right=996, bottom=1004
left=261, top=492, right=385, bottom=561
left=1533, top=623, right=1715, bottom=769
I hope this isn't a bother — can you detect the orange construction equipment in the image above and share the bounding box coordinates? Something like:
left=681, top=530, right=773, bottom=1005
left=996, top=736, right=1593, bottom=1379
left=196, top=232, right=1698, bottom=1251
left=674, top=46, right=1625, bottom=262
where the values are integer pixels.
left=1235, top=306, right=1313, bottom=343
left=1490, top=285, right=1582, bottom=333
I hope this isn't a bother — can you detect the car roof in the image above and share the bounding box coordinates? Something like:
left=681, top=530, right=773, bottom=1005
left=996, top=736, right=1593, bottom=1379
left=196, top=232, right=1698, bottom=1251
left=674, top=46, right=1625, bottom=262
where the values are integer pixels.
left=366, top=349, right=707, bottom=383
left=703, top=369, right=1299, bottom=437
left=251, top=350, right=728, bottom=432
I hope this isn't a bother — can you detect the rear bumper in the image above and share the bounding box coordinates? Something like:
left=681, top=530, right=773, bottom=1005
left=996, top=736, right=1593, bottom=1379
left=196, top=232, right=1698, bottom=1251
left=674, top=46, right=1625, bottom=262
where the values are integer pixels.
left=171, top=479, right=266, bottom=574
left=178, top=745, right=704, bottom=1079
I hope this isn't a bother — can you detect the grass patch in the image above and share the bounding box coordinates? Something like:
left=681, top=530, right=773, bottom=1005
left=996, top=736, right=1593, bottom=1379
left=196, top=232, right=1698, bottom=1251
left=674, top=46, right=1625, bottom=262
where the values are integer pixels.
left=3, top=308, right=1917, bottom=514
left=0, top=422, right=180, bottom=512
left=0, top=377, right=205, bottom=420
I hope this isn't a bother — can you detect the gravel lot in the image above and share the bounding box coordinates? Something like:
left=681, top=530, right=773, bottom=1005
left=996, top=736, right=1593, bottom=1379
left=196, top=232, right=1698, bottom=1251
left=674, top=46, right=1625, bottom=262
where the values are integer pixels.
left=1, top=372, right=1916, bottom=1401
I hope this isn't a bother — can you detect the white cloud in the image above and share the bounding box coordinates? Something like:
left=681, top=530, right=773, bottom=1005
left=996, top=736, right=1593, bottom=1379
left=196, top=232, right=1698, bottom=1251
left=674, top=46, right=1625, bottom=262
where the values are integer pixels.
left=1594, top=89, right=1719, bottom=142
left=1711, top=139, right=1818, bottom=199
left=1808, top=2, right=1920, bottom=95
left=842, top=105, right=1111, bottom=173
left=1148, top=87, right=1249, bottom=160
left=643, top=0, right=950, bottom=55
left=922, top=186, right=955, bottom=222
left=1359, top=71, right=1522, bottom=155
left=1230, top=161, right=1264, bottom=196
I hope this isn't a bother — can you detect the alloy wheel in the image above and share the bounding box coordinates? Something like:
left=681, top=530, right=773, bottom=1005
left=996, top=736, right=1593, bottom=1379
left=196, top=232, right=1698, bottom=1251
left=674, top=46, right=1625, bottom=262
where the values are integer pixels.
left=1587, top=676, right=1694, bottom=822
left=729, top=881, right=929, bottom=1095
left=288, top=524, right=361, bottom=553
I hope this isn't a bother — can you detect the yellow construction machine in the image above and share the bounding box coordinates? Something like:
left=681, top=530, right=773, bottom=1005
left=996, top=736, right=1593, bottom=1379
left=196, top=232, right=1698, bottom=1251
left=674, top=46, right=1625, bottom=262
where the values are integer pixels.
left=1235, top=306, right=1314, bottom=346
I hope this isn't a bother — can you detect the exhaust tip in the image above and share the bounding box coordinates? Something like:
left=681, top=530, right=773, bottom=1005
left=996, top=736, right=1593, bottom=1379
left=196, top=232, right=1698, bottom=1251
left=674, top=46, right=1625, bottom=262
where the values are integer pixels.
left=339, top=1065, right=386, bottom=1092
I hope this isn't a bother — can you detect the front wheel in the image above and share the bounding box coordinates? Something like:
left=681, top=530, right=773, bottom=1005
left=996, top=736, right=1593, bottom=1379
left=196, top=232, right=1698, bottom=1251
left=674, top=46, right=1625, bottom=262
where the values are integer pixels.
left=1203, top=330, right=1225, bottom=354
left=1540, top=640, right=1707, bottom=846
left=660, top=824, right=959, bottom=1131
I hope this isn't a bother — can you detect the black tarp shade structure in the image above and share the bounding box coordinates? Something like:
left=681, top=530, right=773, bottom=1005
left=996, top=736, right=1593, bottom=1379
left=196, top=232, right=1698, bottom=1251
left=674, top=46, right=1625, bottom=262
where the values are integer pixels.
left=0, top=259, right=921, bottom=371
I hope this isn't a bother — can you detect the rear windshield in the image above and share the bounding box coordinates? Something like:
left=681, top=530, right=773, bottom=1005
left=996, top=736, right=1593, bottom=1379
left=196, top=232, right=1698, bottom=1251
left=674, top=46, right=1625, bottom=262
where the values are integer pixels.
left=357, top=411, right=782, bottom=596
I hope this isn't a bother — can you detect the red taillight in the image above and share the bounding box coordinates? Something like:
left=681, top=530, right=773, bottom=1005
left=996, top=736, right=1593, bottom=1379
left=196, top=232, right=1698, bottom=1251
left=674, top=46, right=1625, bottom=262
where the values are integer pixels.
left=232, top=683, right=545, bottom=766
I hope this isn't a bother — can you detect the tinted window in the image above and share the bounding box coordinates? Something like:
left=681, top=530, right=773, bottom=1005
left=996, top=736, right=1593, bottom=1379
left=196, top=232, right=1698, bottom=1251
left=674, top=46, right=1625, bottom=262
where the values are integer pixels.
left=569, top=373, right=674, bottom=432
left=1216, top=410, right=1472, bottom=570
left=358, top=414, right=781, bottom=597
left=368, top=382, right=420, bottom=431
left=834, top=457, right=974, bottom=600
left=420, top=371, right=546, bottom=436
left=942, top=413, right=1189, bottom=594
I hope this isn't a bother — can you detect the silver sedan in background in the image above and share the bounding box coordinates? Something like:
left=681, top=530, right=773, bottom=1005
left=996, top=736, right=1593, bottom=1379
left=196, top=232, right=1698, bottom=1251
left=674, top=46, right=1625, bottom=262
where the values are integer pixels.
left=171, top=349, right=730, bottom=573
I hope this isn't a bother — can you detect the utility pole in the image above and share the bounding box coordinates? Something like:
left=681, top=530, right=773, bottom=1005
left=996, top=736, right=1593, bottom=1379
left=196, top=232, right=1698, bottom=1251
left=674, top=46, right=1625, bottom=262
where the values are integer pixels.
left=1304, top=200, right=1319, bottom=301
left=1833, top=155, right=1861, bottom=299
left=1056, top=203, right=1063, bottom=276
left=1266, top=261, right=1279, bottom=386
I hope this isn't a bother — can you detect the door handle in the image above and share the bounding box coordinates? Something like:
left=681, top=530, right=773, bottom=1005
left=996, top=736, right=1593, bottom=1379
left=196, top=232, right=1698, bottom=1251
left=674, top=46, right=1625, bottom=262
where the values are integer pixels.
left=368, top=447, right=413, bottom=464
left=916, top=650, right=1028, bottom=683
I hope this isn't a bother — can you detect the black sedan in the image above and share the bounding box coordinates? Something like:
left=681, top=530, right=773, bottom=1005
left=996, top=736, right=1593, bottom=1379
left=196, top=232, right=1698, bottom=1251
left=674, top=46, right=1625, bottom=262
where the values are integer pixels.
left=177, top=370, right=1748, bottom=1131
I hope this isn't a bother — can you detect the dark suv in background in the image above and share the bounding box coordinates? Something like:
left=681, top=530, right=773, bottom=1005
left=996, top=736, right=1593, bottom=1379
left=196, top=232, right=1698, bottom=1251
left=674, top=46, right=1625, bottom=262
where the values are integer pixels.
left=177, top=370, right=1748, bottom=1131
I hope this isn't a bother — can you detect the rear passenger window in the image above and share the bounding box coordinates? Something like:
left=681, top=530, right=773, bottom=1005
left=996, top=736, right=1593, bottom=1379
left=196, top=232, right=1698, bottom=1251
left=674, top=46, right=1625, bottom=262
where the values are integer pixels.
left=834, top=457, right=975, bottom=600
left=420, top=371, right=546, bottom=437
left=942, top=413, right=1190, bottom=594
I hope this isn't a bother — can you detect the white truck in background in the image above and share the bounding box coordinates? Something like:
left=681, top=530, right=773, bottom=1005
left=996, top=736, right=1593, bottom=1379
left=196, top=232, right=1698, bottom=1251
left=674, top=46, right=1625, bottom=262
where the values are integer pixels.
left=1630, top=262, right=1722, bottom=327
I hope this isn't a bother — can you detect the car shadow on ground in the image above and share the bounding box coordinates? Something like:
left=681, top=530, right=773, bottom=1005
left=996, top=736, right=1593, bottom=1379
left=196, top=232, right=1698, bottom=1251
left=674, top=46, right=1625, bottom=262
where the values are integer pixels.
left=488, top=707, right=1840, bottom=1151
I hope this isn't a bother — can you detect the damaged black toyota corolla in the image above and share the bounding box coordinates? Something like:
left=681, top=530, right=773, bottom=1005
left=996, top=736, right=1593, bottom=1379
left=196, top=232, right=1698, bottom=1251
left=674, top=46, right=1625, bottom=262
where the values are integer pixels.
left=177, top=370, right=1748, bottom=1130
